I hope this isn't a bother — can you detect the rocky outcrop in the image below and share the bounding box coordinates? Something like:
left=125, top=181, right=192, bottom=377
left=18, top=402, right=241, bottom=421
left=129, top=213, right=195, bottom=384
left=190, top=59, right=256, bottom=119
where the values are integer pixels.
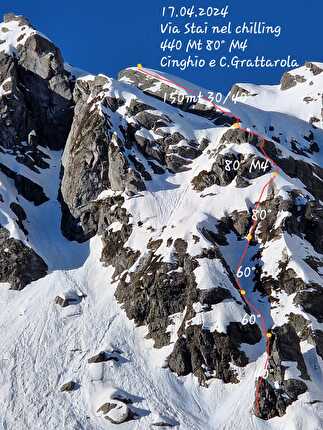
left=60, top=76, right=146, bottom=241
left=60, top=74, right=208, bottom=241
left=279, top=61, right=321, bottom=91
left=0, top=227, right=47, bottom=289
left=118, top=67, right=235, bottom=125
left=115, top=239, right=261, bottom=383
left=0, top=14, right=74, bottom=154
left=294, top=286, right=323, bottom=323
left=192, top=152, right=270, bottom=191
left=192, top=128, right=270, bottom=191
left=88, top=351, right=120, bottom=363
left=115, top=242, right=199, bottom=348
left=255, top=377, right=307, bottom=419
left=168, top=322, right=261, bottom=384
left=0, top=163, right=48, bottom=205
left=280, top=72, right=306, bottom=91
left=254, top=323, right=309, bottom=419
left=230, top=84, right=257, bottom=99
left=262, top=139, right=323, bottom=200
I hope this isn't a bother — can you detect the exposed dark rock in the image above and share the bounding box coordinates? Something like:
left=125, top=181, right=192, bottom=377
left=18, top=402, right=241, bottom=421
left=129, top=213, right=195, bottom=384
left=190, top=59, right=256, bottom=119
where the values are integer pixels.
left=239, top=156, right=271, bottom=179
left=254, top=322, right=310, bottom=419
left=203, top=210, right=250, bottom=246
left=168, top=337, right=192, bottom=376
left=235, top=176, right=251, bottom=188
left=135, top=110, right=170, bottom=130
left=88, top=350, right=120, bottom=363
left=254, top=377, right=307, bottom=419
left=115, top=249, right=199, bottom=348
left=198, top=287, right=232, bottom=306
left=230, top=84, right=257, bottom=99
left=60, top=381, right=77, bottom=392
left=60, top=77, right=149, bottom=240
left=0, top=227, right=47, bottom=290
left=147, top=239, right=163, bottom=251
left=127, top=99, right=156, bottom=116
left=150, top=414, right=178, bottom=427
left=219, top=128, right=259, bottom=146
left=288, top=313, right=312, bottom=342
left=148, top=161, right=165, bottom=175
left=54, top=296, right=69, bottom=307
left=269, top=324, right=309, bottom=381
left=4, top=13, right=31, bottom=26
left=10, top=202, right=26, bottom=222
left=97, top=402, right=118, bottom=415
left=256, top=194, right=323, bottom=257
left=0, top=163, right=48, bottom=205
left=305, top=61, right=323, bottom=76
left=0, top=18, right=74, bottom=154
left=264, top=141, right=323, bottom=200
left=255, top=378, right=283, bottom=419
left=101, top=221, right=139, bottom=279
left=192, top=153, right=238, bottom=191
left=314, top=330, right=323, bottom=359
left=280, top=72, right=306, bottom=90
left=192, top=149, right=269, bottom=192
left=118, top=68, right=235, bottom=125
left=10, top=202, right=28, bottom=234
left=168, top=322, right=261, bottom=383
left=294, top=286, right=323, bottom=323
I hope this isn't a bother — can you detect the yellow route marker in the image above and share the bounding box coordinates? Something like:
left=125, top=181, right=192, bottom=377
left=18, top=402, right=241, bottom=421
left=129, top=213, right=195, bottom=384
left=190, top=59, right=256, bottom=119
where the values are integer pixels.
left=272, top=171, right=279, bottom=177
left=137, top=63, right=143, bottom=69
left=266, top=332, right=272, bottom=339
left=240, top=289, right=246, bottom=296
left=231, top=122, right=241, bottom=129
left=246, top=233, right=253, bottom=242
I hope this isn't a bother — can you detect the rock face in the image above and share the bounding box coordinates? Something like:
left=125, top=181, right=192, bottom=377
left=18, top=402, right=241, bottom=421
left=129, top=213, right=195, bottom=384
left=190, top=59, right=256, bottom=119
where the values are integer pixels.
left=280, top=62, right=322, bottom=90
left=0, top=14, right=74, bottom=152
left=60, top=75, right=146, bottom=241
left=255, top=377, right=307, bottom=419
left=118, top=67, right=236, bottom=125
left=0, top=227, right=47, bottom=290
left=60, top=79, right=263, bottom=382
left=115, top=239, right=262, bottom=383
left=59, top=74, right=210, bottom=241
left=168, top=322, right=261, bottom=384
left=253, top=324, right=309, bottom=419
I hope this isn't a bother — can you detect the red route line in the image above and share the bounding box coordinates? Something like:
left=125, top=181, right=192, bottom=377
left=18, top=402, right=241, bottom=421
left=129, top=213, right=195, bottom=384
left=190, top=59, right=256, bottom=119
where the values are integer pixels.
left=136, top=66, right=280, bottom=417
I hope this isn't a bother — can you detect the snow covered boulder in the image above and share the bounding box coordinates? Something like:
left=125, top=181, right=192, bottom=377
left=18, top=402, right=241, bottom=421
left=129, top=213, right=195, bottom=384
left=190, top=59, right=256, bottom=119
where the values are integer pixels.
left=97, top=400, right=132, bottom=424
left=54, top=289, right=85, bottom=307
left=88, top=349, right=122, bottom=364
left=150, top=412, right=178, bottom=427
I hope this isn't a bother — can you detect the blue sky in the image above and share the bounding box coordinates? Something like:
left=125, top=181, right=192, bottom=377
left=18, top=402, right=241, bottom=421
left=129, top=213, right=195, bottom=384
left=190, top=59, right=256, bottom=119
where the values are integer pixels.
left=1, top=0, right=321, bottom=93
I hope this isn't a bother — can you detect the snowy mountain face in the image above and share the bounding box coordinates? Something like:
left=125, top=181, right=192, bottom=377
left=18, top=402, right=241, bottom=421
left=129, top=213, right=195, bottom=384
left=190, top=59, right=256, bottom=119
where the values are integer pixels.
left=0, top=13, right=323, bottom=430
